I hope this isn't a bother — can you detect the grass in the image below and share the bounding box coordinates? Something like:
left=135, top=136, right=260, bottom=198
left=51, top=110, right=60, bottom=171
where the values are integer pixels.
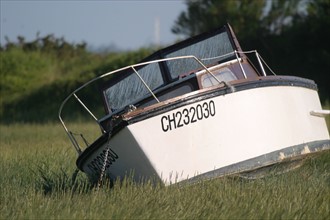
left=0, top=123, right=329, bottom=219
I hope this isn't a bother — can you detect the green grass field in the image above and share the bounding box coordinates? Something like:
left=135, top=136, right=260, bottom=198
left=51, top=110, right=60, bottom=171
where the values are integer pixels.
left=1, top=123, right=329, bottom=219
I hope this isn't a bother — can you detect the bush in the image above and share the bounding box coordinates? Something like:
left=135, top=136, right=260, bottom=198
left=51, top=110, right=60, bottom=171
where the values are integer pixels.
left=0, top=36, right=153, bottom=123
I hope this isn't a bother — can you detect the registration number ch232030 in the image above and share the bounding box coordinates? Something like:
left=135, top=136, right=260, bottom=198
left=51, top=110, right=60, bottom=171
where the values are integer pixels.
left=161, top=100, right=216, bottom=132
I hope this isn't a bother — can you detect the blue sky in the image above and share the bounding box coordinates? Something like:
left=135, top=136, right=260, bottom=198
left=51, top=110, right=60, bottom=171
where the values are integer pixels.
left=0, top=0, right=186, bottom=50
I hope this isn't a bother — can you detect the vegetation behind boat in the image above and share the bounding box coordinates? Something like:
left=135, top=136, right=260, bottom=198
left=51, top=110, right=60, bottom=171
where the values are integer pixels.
left=0, top=40, right=153, bottom=123
left=1, top=3, right=330, bottom=124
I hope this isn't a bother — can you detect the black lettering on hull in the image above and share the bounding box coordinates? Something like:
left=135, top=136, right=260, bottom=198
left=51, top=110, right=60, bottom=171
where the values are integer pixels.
left=161, top=100, right=216, bottom=132
left=87, top=148, right=119, bottom=174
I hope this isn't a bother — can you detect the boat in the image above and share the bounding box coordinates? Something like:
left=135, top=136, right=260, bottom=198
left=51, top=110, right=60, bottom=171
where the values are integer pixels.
left=59, top=24, right=330, bottom=185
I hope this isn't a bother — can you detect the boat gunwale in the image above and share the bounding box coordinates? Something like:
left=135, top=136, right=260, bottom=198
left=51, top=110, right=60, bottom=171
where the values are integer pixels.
left=123, top=75, right=317, bottom=123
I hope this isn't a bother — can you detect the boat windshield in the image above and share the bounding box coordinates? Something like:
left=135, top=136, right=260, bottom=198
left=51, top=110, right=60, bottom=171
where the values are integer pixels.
left=164, top=31, right=235, bottom=79
left=102, top=26, right=236, bottom=112
left=103, top=62, right=164, bottom=111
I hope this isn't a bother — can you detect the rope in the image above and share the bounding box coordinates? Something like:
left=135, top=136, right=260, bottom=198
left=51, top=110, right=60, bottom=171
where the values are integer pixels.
left=258, top=55, right=277, bottom=75
left=200, top=50, right=276, bottom=76
left=200, top=50, right=257, bottom=62
left=97, top=132, right=112, bottom=188
left=69, top=131, right=89, bottom=147
left=97, top=144, right=110, bottom=188
left=200, top=52, right=235, bottom=61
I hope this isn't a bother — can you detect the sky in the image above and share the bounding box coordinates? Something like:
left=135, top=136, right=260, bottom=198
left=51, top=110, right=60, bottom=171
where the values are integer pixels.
left=0, top=0, right=187, bottom=51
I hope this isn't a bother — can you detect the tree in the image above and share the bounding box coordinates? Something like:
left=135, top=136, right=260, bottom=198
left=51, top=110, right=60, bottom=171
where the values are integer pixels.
left=172, top=0, right=266, bottom=39
left=171, top=0, right=330, bottom=102
left=172, top=0, right=308, bottom=38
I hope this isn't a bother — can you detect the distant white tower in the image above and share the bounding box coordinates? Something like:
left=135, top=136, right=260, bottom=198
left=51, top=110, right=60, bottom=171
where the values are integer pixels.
left=154, top=16, right=160, bottom=47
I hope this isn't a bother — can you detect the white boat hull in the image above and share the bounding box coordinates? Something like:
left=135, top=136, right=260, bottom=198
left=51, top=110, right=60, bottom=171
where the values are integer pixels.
left=81, top=85, right=330, bottom=185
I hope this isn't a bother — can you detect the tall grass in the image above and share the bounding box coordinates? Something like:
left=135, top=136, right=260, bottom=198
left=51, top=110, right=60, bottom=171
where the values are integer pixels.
left=0, top=123, right=329, bottom=219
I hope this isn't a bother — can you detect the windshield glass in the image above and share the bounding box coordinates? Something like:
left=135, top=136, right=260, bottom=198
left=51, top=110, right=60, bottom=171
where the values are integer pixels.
left=103, top=63, right=164, bottom=111
left=165, top=32, right=235, bottom=79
